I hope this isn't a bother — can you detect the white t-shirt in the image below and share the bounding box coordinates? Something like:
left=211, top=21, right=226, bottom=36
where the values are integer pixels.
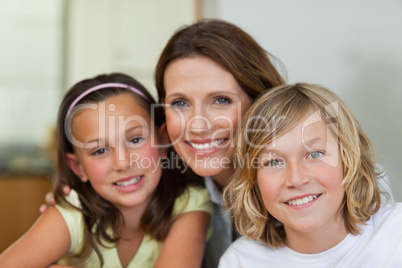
left=219, top=203, right=402, bottom=268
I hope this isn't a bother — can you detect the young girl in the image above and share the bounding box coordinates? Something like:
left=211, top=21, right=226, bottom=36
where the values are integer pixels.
left=0, top=73, right=212, bottom=268
left=220, top=83, right=402, bottom=267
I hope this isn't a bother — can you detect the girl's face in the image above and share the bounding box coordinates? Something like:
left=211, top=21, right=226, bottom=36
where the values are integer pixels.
left=163, top=56, right=251, bottom=183
left=256, top=112, right=346, bottom=247
left=66, top=93, right=164, bottom=211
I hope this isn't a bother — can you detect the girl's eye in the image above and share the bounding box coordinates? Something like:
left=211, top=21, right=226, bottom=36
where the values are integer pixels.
left=264, top=159, right=284, bottom=168
left=308, top=151, right=324, bottom=159
left=171, top=100, right=187, bottom=108
left=92, top=148, right=107, bottom=155
left=215, top=97, right=231, bottom=105
left=130, top=137, right=143, bottom=144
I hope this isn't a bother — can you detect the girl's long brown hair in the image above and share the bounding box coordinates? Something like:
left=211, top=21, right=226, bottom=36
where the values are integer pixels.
left=54, top=73, right=188, bottom=266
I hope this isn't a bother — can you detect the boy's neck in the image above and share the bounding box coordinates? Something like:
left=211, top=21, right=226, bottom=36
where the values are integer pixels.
left=284, top=218, right=348, bottom=254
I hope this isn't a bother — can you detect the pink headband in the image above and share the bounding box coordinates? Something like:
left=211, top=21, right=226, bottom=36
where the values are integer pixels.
left=66, top=82, right=148, bottom=117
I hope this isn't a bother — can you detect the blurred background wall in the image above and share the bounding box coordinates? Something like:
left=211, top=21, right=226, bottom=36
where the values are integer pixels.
left=1, top=0, right=401, bottom=251
left=205, top=0, right=402, bottom=202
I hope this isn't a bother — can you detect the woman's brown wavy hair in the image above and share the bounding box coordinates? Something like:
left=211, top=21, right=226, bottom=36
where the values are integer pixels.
left=154, top=19, right=286, bottom=180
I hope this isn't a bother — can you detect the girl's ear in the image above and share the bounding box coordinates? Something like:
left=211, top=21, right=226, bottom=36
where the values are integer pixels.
left=158, top=122, right=169, bottom=158
left=65, top=153, right=89, bottom=183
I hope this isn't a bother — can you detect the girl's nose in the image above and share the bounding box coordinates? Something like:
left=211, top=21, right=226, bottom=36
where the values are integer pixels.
left=112, top=147, right=130, bottom=171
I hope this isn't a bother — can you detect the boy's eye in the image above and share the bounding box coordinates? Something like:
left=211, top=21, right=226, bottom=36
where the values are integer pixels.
left=171, top=100, right=187, bottom=108
left=264, top=159, right=284, bottom=168
left=92, top=148, right=107, bottom=155
left=215, top=97, right=231, bottom=105
left=308, top=151, right=324, bottom=159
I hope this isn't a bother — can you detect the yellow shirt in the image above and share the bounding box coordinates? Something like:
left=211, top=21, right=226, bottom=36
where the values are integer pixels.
left=56, top=186, right=212, bottom=268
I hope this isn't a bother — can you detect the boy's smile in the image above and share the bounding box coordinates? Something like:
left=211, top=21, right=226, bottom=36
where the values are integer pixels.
left=257, top=111, right=347, bottom=253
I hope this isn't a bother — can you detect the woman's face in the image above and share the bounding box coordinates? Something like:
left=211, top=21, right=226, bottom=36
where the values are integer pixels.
left=163, top=56, right=251, bottom=183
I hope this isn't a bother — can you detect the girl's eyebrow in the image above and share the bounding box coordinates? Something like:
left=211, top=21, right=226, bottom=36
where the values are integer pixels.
left=81, top=126, right=147, bottom=146
left=125, top=125, right=149, bottom=134
left=81, top=139, right=101, bottom=148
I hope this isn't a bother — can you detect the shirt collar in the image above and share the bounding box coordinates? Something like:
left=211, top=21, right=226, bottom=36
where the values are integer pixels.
left=204, top=176, right=224, bottom=205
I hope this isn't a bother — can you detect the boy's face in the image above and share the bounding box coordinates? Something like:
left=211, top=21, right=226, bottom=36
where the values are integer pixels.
left=256, top=111, right=346, bottom=251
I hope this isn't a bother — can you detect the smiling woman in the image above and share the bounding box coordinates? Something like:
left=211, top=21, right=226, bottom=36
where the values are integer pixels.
left=163, top=56, right=252, bottom=184
left=154, top=19, right=286, bottom=267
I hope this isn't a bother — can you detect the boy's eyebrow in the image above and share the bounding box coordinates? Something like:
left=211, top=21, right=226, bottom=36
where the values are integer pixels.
left=303, top=137, right=324, bottom=147
left=259, top=146, right=280, bottom=155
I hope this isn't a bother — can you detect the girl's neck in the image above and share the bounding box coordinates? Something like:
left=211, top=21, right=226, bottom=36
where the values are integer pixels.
left=115, top=197, right=150, bottom=239
left=284, top=217, right=348, bottom=254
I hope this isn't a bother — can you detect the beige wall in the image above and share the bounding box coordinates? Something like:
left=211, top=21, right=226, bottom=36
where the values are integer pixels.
left=66, top=0, right=200, bottom=98
left=206, top=0, right=402, bottom=201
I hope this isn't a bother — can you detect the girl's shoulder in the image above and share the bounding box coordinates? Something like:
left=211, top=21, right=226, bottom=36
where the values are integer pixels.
left=172, top=186, right=213, bottom=217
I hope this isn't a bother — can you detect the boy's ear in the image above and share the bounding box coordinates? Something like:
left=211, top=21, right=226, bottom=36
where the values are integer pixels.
left=158, top=122, right=169, bottom=158
left=65, top=153, right=89, bottom=183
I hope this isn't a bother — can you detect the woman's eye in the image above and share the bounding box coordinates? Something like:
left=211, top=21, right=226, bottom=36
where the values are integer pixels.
left=171, top=100, right=187, bottom=108
left=215, top=97, right=231, bottom=105
left=308, top=151, right=324, bottom=159
left=92, top=148, right=107, bottom=155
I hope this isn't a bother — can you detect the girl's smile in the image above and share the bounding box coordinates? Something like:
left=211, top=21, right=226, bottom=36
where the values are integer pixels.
left=112, top=175, right=144, bottom=193
left=67, top=93, right=164, bottom=210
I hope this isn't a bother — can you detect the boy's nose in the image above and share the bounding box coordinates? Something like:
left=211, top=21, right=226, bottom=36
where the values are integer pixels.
left=284, top=161, right=311, bottom=188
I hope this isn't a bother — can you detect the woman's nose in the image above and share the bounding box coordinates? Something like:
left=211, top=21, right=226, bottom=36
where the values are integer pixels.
left=187, top=107, right=212, bottom=133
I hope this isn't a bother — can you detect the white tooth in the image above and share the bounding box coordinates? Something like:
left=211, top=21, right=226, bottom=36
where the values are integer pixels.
left=189, top=139, right=224, bottom=150
left=115, top=176, right=141, bottom=187
left=288, top=194, right=319, bottom=205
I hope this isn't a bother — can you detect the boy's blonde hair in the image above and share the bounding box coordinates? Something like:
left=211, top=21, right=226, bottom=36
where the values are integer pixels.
left=224, top=83, right=384, bottom=247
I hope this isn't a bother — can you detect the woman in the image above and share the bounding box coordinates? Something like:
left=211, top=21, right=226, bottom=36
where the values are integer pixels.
left=154, top=19, right=284, bottom=267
